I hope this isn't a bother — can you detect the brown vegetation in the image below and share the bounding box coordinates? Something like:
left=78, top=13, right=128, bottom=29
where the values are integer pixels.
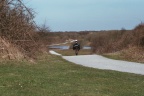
left=90, top=23, right=144, bottom=54
left=0, top=0, right=48, bottom=60
left=37, top=31, right=91, bottom=46
left=1, top=0, right=143, bottom=63
left=89, top=23, right=144, bottom=62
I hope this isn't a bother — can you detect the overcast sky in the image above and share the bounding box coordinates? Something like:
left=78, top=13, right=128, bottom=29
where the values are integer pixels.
left=24, top=0, right=144, bottom=31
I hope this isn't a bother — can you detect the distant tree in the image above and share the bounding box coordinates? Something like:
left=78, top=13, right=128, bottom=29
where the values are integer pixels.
left=38, top=20, right=51, bottom=32
left=121, top=27, right=126, bottom=32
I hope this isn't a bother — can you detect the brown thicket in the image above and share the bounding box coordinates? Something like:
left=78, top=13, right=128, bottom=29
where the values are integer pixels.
left=0, top=0, right=47, bottom=60
left=133, top=23, right=144, bottom=47
left=91, top=23, right=144, bottom=54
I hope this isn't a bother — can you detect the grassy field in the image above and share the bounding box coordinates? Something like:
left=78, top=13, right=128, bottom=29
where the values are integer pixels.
left=0, top=53, right=144, bottom=96
left=55, top=49, right=93, bottom=56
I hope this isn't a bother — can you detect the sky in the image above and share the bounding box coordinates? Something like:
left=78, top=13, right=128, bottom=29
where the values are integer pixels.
left=23, top=0, right=144, bottom=31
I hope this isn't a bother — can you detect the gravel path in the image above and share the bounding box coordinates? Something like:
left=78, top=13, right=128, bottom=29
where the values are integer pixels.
left=49, top=50, right=62, bottom=56
left=50, top=50, right=144, bottom=75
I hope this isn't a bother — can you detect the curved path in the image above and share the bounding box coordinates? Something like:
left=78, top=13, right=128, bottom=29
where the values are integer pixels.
left=49, top=50, right=144, bottom=75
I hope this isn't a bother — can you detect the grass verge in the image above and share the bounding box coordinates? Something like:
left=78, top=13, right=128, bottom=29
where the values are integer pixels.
left=103, top=47, right=144, bottom=63
left=55, top=49, right=93, bottom=56
left=0, top=54, right=144, bottom=96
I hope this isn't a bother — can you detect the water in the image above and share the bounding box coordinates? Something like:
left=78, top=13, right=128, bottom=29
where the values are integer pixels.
left=83, top=46, right=92, bottom=49
left=49, top=45, right=91, bottom=50
left=49, top=45, right=70, bottom=50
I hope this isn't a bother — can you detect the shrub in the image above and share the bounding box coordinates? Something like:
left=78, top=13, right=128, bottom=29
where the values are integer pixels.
left=0, top=0, right=48, bottom=60
left=133, top=23, right=144, bottom=47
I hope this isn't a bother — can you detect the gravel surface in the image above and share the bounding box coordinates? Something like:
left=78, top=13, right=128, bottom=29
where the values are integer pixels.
left=49, top=50, right=144, bottom=75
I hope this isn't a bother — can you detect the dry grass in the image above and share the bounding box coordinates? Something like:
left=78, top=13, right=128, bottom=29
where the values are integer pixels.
left=103, top=47, right=144, bottom=63
left=90, top=23, right=144, bottom=62
left=0, top=37, right=24, bottom=60
left=120, top=47, right=144, bottom=63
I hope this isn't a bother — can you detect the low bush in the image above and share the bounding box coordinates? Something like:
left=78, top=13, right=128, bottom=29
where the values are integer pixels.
left=91, top=23, right=144, bottom=54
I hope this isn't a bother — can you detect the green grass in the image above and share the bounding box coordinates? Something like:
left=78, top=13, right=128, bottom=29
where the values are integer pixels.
left=0, top=54, right=144, bottom=96
left=55, top=49, right=93, bottom=56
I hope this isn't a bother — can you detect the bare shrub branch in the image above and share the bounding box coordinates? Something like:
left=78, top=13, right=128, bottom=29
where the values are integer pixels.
left=0, top=0, right=47, bottom=59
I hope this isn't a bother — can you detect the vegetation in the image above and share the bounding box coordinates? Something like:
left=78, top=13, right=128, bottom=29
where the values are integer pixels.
left=0, top=1, right=144, bottom=96
left=40, top=24, right=144, bottom=63
left=37, top=31, right=91, bottom=46
left=89, top=23, right=144, bottom=63
left=55, top=49, right=92, bottom=56
left=103, top=47, right=144, bottom=63
left=90, top=24, right=144, bottom=53
left=0, top=55, right=144, bottom=96
left=0, top=0, right=48, bottom=60
left=36, top=24, right=144, bottom=63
